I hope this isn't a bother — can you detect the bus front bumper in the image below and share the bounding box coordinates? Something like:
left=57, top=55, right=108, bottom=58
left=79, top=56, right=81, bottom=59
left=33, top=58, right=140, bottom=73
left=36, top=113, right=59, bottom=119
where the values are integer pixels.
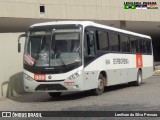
left=23, top=75, right=83, bottom=93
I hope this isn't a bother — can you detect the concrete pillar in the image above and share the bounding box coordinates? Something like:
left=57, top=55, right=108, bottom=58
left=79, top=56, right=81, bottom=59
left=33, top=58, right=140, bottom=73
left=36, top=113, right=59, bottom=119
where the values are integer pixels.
left=120, top=21, right=126, bottom=29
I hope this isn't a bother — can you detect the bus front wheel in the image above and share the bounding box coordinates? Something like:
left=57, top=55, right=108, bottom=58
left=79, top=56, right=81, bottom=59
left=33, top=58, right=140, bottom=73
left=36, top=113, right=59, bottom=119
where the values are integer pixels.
left=92, top=74, right=105, bottom=95
left=48, top=92, right=62, bottom=97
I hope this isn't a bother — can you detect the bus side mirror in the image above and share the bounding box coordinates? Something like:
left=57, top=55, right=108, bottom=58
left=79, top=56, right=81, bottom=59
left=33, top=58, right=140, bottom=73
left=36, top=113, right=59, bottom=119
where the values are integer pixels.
left=18, top=33, right=26, bottom=53
left=18, top=43, right=21, bottom=53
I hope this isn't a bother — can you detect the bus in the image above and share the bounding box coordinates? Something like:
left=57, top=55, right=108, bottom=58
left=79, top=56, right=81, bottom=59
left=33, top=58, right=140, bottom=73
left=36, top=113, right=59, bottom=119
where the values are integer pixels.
left=18, top=21, right=153, bottom=97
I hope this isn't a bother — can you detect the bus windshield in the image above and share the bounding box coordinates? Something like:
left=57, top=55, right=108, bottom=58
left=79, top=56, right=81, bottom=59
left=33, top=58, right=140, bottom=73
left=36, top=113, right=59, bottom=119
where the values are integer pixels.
left=24, top=28, right=82, bottom=68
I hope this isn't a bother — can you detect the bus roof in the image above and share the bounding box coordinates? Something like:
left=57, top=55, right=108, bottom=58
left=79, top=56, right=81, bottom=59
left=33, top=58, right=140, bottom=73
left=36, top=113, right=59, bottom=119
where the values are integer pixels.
left=30, top=21, right=151, bottom=39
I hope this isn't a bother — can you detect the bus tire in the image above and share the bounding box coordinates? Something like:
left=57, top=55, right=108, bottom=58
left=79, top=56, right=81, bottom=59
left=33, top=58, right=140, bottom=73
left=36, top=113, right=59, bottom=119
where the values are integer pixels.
left=92, top=74, right=105, bottom=95
left=135, top=70, right=142, bottom=86
left=48, top=92, right=62, bottom=97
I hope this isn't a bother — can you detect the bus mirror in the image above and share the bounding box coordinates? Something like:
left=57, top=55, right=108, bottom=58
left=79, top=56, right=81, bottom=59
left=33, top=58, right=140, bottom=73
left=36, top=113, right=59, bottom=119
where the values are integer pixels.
left=18, top=33, right=26, bottom=53
left=18, top=43, right=21, bottom=53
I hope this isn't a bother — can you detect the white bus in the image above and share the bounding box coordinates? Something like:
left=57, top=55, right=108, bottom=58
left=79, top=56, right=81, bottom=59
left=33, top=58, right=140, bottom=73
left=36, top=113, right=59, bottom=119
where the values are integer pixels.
left=18, top=21, right=153, bottom=97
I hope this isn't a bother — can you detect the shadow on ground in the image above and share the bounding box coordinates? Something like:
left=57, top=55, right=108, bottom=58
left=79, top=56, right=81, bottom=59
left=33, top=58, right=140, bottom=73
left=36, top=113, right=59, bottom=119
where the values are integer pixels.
left=8, top=82, right=146, bottom=103
left=1, top=72, right=25, bottom=98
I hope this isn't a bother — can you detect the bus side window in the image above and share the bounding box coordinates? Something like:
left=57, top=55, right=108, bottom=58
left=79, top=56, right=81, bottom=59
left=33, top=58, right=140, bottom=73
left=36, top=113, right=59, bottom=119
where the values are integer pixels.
left=108, top=32, right=120, bottom=52
left=87, top=33, right=96, bottom=56
left=97, top=30, right=109, bottom=51
left=130, top=37, right=139, bottom=53
left=146, top=40, right=152, bottom=54
left=139, top=38, right=146, bottom=53
left=84, top=31, right=96, bottom=57
left=120, top=35, right=130, bottom=52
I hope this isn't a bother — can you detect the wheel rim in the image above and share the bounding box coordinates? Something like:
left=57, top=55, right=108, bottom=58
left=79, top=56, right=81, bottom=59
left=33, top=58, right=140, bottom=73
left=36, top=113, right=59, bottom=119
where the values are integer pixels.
left=98, top=78, right=103, bottom=90
left=138, top=73, right=142, bottom=83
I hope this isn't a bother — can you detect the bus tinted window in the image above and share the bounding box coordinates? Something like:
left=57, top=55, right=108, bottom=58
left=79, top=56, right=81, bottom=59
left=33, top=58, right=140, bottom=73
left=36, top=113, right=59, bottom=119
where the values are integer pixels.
left=120, top=35, right=130, bottom=52
left=146, top=40, right=152, bottom=54
left=97, top=31, right=109, bottom=51
left=130, top=37, right=139, bottom=53
left=109, top=33, right=120, bottom=51
left=139, top=39, right=146, bottom=53
left=84, top=29, right=96, bottom=57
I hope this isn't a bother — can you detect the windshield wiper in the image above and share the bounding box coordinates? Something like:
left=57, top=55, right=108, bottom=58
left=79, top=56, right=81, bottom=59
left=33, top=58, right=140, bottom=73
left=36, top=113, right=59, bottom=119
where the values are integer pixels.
left=58, top=54, right=67, bottom=70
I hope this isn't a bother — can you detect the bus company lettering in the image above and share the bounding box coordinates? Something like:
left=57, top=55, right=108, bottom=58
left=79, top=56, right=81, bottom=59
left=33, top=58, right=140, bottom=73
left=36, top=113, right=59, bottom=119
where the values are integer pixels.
left=105, top=60, right=110, bottom=65
left=113, top=58, right=129, bottom=64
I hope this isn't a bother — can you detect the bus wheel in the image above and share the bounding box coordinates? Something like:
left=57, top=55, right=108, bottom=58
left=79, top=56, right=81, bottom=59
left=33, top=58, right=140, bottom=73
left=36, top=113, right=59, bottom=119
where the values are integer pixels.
left=135, top=70, right=142, bottom=86
left=93, top=74, right=105, bottom=95
left=48, top=92, right=62, bottom=97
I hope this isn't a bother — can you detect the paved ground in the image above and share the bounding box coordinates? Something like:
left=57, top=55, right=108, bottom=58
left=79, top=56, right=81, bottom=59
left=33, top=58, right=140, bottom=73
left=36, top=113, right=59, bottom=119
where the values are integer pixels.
left=0, top=75, right=160, bottom=119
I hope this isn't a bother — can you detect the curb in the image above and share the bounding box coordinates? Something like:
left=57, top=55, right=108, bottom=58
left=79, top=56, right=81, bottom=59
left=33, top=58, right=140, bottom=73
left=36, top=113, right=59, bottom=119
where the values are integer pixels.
left=153, top=70, right=160, bottom=76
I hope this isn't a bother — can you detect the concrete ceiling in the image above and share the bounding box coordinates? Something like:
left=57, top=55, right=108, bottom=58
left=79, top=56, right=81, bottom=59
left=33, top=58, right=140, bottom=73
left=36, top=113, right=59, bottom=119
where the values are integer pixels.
left=0, top=18, right=54, bottom=33
left=126, top=21, right=160, bottom=37
left=0, top=17, right=160, bottom=38
left=96, top=20, right=160, bottom=38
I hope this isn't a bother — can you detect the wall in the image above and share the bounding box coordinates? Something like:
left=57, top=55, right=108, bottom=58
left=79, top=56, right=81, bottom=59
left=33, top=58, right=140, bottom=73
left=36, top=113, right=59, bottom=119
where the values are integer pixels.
left=0, top=33, right=25, bottom=98
left=0, top=0, right=159, bottom=21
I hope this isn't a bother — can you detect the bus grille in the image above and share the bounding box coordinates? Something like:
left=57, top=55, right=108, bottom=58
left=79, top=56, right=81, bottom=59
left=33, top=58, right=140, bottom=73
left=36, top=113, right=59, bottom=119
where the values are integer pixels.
left=35, top=84, right=67, bottom=91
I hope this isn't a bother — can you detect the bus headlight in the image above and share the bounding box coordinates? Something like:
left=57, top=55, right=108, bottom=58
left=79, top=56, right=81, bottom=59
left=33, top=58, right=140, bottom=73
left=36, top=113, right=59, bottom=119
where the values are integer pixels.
left=24, top=74, right=33, bottom=81
left=68, top=71, right=81, bottom=80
